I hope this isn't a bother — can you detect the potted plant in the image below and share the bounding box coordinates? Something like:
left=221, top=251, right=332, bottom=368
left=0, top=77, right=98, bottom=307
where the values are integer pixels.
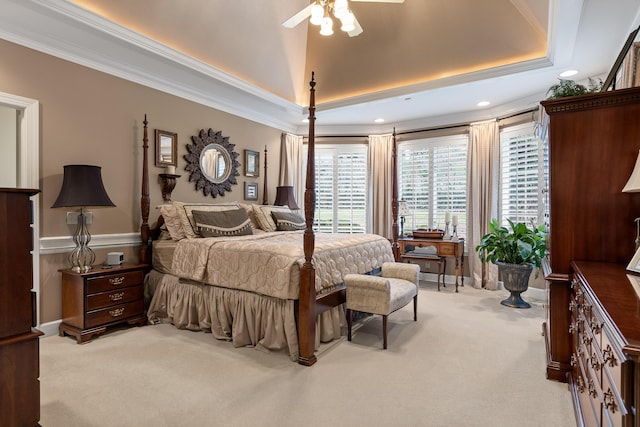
left=475, top=219, right=547, bottom=308
left=546, top=78, right=602, bottom=99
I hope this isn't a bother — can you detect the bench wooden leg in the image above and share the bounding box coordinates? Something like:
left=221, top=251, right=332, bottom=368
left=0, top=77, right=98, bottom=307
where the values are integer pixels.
left=382, top=314, right=388, bottom=349
left=346, top=308, right=352, bottom=341
left=413, top=295, right=417, bottom=321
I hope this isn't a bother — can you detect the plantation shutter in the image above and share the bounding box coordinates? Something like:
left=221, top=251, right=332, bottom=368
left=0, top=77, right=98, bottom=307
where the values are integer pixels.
left=398, top=135, right=467, bottom=237
left=499, top=122, right=545, bottom=226
left=311, top=144, right=368, bottom=233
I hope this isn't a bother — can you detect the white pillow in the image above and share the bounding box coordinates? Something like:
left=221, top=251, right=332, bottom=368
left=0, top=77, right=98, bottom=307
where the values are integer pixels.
left=252, top=204, right=291, bottom=232
left=173, top=201, right=240, bottom=238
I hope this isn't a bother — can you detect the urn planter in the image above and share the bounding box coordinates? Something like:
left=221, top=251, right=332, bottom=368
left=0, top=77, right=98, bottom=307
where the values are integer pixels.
left=496, top=261, right=533, bottom=308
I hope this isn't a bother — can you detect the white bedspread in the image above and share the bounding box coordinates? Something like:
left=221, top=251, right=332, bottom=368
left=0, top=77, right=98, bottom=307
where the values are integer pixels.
left=171, top=231, right=394, bottom=299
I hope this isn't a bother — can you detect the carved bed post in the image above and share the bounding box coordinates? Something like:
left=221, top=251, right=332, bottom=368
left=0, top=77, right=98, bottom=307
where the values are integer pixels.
left=140, top=114, right=151, bottom=265
left=298, top=72, right=317, bottom=366
left=262, top=145, right=268, bottom=205
left=391, top=128, right=400, bottom=261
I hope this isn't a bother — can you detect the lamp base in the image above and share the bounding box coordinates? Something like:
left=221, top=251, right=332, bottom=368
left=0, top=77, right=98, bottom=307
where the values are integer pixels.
left=69, top=210, right=95, bottom=272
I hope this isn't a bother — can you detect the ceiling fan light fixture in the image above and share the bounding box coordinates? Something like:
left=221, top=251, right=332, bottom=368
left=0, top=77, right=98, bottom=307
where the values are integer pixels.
left=320, top=16, right=334, bottom=36
left=334, top=0, right=349, bottom=19
left=310, top=3, right=325, bottom=25
left=340, top=11, right=355, bottom=32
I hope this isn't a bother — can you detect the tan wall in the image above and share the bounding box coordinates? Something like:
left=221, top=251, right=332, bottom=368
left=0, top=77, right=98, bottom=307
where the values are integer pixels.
left=0, top=40, right=283, bottom=323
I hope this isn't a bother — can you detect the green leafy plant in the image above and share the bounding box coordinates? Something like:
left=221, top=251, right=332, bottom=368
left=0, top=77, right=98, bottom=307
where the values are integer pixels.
left=546, top=78, right=603, bottom=99
left=475, top=219, right=547, bottom=269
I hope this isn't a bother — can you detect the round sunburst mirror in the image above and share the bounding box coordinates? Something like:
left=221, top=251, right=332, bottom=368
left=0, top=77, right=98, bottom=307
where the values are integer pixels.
left=184, top=128, right=240, bottom=198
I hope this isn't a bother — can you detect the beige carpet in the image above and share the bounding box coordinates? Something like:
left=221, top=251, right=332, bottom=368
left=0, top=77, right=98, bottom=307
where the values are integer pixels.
left=39, top=282, right=575, bottom=427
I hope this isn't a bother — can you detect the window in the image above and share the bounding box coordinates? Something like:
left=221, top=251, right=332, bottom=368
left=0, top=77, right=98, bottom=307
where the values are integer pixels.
left=499, top=122, right=548, bottom=227
left=398, top=135, right=468, bottom=238
left=306, top=144, right=368, bottom=233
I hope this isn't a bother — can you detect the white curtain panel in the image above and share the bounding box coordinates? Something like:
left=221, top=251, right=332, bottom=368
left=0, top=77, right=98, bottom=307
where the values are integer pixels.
left=620, top=42, right=640, bottom=89
left=279, top=133, right=304, bottom=208
left=367, top=133, right=394, bottom=239
left=468, top=120, right=499, bottom=290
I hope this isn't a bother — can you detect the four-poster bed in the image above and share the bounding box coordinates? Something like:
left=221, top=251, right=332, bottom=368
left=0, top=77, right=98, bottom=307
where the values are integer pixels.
left=139, top=74, right=400, bottom=365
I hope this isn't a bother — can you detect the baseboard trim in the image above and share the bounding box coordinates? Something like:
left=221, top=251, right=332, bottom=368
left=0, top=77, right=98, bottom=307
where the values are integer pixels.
left=419, top=272, right=546, bottom=302
left=39, top=319, right=62, bottom=337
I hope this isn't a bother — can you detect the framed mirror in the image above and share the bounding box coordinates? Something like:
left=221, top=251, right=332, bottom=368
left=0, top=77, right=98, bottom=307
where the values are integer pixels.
left=245, top=149, right=260, bottom=177
left=184, top=128, right=240, bottom=198
left=155, top=129, right=177, bottom=167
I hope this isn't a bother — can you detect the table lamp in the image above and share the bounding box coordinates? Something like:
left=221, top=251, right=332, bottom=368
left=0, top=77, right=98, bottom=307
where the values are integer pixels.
left=274, top=185, right=300, bottom=210
left=52, top=165, right=115, bottom=272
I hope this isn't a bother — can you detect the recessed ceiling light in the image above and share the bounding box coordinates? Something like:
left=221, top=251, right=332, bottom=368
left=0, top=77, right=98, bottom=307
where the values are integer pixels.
left=477, top=101, right=490, bottom=107
left=559, top=69, right=579, bottom=78
left=374, top=118, right=384, bottom=123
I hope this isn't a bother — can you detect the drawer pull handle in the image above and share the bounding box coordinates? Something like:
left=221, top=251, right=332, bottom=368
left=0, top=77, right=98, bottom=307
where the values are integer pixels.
left=109, top=308, right=125, bottom=317
left=590, top=355, right=601, bottom=371
left=576, top=375, right=585, bottom=393
left=582, top=335, right=592, bottom=346
left=604, top=389, right=618, bottom=413
left=109, top=292, right=125, bottom=302
left=603, top=345, right=618, bottom=367
left=109, top=276, right=125, bottom=286
left=569, top=322, right=576, bottom=334
left=569, top=300, right=576, bottom=312
left=590, top=320, right=602, bottom=335
left=570, top=354, right=577, bottom=367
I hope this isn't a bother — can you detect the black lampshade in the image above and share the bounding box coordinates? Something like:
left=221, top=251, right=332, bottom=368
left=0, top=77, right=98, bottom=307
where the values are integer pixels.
left=274, top=185, right=299, bottom=210
left=52, top=165, right=115, bottom=208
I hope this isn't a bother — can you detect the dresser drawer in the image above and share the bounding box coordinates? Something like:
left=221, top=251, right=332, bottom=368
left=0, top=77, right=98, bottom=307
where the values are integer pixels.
left=85, top=300, right=144, bottom=329
left=86, top=286, right=143, bottom=311
left=86, top=270, right=144, bottom=294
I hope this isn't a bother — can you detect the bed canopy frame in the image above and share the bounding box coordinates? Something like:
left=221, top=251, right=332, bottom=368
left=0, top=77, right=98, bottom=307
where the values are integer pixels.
left=139, top=73, right=399, bottom=366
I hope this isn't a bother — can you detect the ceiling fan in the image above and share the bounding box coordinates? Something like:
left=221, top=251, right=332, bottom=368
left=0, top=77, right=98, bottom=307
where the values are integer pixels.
left=282, top=0, right=405, bottom=37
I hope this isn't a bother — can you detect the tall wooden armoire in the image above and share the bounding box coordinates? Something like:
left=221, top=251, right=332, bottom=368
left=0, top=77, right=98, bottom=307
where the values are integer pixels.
left=0, top=188, right=42, bottom=426
left=541, top=87, right=640, bottom=426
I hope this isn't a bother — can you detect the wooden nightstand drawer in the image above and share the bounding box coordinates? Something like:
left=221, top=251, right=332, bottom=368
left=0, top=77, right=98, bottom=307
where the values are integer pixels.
left=86, top=270, right=144, bottom=294
left=86, top=286, right=144, bottom=311
left=85, top=300, right=145, bottom=329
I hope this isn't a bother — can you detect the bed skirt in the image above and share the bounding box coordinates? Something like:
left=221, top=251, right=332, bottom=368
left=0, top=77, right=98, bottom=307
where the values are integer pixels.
left=144, top=270, right=345, bottom=361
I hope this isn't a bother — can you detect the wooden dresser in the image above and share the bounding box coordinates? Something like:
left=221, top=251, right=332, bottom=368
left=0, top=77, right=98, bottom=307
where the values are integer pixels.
left=541, top=87, right=640, bottom=426
left=0, top=188, right=42, bottom=427
left=570, top=262, right=639, bottom=427
left=59, top=263, right=147, bottom=343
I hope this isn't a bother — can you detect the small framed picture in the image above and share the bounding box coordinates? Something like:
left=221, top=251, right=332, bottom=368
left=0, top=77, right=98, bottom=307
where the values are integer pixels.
left=155, top=129, right=178, bottom=167
left=245, top=149, right=259, bottom=177
left=627, top=246, right=640, bottom=274
left=244, top=182, right=258, bottom=201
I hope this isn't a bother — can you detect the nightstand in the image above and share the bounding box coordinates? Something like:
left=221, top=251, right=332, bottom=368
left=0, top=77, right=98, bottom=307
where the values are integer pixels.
left=59, top=263, right=148, bottom=343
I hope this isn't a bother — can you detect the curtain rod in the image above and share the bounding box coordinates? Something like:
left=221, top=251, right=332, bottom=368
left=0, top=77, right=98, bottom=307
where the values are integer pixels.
left=302, top=107, right=538, bottom=139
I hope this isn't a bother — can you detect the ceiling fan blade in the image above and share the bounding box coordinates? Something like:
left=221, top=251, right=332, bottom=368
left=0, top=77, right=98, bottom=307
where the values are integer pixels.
left=282, top=4, right=314, bottom=28
left=348, top=16, right=364, bottom=37
left=351, top=0, right=405, bottom=3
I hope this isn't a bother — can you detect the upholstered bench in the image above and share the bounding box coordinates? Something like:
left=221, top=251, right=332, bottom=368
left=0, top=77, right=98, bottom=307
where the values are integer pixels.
left=344, top=262, right=420, bottom=349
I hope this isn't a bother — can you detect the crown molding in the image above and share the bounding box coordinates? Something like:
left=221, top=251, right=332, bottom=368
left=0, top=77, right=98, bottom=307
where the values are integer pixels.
left=0, top=0, right=303, bottom=133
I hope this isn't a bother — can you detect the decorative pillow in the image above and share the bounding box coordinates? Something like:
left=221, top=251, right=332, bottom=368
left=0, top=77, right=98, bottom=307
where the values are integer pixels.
left=238, top=202, right=260, bottom=230
left=173, top=201, right=240, bottom=238
left=159, top=203, right=186, bottom=240
left=191, top=209, right=253, bottom=238
left=252, top=205, right=292, bottom=232
left=271, top=211, right=306, bottom=231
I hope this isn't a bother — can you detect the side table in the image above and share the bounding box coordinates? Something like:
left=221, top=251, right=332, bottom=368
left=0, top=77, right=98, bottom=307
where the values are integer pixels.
left=59, top=263, right=148, bottom=343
